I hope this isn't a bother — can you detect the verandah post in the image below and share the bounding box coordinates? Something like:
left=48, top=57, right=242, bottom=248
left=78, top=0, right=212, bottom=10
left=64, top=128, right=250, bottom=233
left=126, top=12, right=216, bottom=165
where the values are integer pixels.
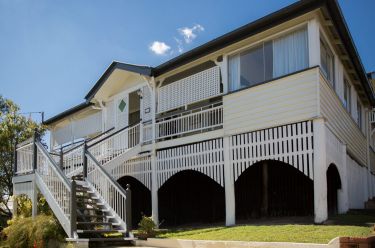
left=223, top=135, right=235, bottom=226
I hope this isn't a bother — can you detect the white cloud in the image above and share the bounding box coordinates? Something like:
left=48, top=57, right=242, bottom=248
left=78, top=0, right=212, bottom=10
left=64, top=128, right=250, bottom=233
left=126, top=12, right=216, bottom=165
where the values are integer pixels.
left=149, top=41, right=171, bottom=55
left=178, top=24, right=204, bottom=43
left=174, top=37, right=184, bottom=53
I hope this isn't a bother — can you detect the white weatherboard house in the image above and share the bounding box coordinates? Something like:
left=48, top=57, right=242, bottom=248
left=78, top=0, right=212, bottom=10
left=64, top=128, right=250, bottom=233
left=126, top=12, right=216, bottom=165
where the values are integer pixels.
left=12, top=0, right=375, bottom=244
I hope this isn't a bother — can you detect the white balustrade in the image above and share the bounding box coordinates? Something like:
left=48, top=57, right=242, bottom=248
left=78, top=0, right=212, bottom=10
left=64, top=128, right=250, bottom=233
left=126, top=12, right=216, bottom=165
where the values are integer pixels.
left=86, top=153, right=127, bottom=228
left=142, top=123, right=153, bottom=143
left=156, top=102, right=223, bottom=140
left=63, top=146, right=84, bottom=177
left=88, top=124, right=140, bottom=164
left=16, top=140, right=34, bottom=174
left=35, top=143, right=72, bottom=230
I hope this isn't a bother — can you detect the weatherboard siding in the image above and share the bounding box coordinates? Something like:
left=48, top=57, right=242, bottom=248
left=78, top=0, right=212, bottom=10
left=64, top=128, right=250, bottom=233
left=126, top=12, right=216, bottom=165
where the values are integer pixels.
left=320, top=73, right=367, bottom=166
left=223, top=68, right=319, bottom=136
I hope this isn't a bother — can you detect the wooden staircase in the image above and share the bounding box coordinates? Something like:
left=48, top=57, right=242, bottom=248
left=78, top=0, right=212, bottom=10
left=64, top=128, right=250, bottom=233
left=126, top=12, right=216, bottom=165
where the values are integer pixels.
left=69, top=175, right=133, bottom=246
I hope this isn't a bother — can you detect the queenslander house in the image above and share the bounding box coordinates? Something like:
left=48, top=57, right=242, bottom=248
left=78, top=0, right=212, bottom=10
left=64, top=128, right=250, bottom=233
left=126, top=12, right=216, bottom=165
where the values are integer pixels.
left=12, top=0, right=375, bottom=243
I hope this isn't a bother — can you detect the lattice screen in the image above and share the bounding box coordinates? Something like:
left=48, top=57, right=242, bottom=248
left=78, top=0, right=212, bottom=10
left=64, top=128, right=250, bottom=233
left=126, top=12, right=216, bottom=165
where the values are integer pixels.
left=157, top=66, right=221, bottom=113
left=111, top=154, right=152, bottom=190
left=230, top=121, right=314, bottom=181
left=156, top=138, right=224, bottom=189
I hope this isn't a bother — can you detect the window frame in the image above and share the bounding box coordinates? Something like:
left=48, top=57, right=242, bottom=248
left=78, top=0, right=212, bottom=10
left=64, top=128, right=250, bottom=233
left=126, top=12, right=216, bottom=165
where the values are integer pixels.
left=227, top=25, right=309, bottom=92
left=357, top=100, right=362, bottom=129
left=320, top=37, right=335, bottom=89
left=343, top=78, right=351, bottom=113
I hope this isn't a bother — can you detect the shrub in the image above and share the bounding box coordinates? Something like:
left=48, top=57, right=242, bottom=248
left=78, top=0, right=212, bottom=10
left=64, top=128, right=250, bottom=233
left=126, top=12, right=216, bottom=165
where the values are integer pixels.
left=137, top=215, right=156, bottom=239
left=3, top=214, right=65, bottom=248
left=14, top=194, right=52, bottom=218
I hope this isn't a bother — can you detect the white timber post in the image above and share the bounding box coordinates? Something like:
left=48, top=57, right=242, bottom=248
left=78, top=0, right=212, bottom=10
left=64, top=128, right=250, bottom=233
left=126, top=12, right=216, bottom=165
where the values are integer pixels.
left=31, top=180, right=38, bottom=218
left=151, top=151, right=159, bottom=225
left=313, top=117, right=328, bottom=223
left=223, top=135, right=235, bottom=226
left=338, top=143, right=349, bottom=213
left=308, top=18, right=320, bottom=67
left=148, top=76, right=159, bottom=225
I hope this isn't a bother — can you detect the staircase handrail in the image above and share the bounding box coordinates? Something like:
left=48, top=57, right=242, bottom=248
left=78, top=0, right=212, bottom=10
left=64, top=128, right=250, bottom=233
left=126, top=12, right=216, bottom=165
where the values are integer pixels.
left=85, top=150, right=128, bottom=230
left=34, top=140, right=76, bottom=238
left=87, top=123, right=139, bottom=149
left=36, top=142, right=71, bottom=188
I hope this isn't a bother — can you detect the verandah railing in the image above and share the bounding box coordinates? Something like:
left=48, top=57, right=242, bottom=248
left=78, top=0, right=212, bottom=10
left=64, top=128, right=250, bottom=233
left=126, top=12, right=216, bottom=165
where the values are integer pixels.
left=151, top=101, right=223, bottom=140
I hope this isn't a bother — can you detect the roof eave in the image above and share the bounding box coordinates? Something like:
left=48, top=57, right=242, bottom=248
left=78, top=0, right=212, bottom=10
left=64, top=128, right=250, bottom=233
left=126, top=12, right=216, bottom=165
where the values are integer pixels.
left=84, top=61, right=153, bottom=101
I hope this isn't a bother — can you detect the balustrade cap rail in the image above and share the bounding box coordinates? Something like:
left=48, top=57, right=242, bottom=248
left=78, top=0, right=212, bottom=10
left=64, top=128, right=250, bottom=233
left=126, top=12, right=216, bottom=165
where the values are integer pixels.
left=36, top=142, right=72, bottom=189
left=85, top=151, right=127, bottom=198
left=156, top=101, right=223, bottom=122
left=87, top=122, right=140, bottom=149
left=16, top=138, right=33, bottom=149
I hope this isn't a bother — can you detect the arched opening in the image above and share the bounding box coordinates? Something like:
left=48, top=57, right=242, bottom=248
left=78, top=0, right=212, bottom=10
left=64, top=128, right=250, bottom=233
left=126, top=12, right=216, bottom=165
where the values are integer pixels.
left=117, top=176, right=151, bottom=228
left=158, top=170, right=225, bottom=227
left=326, top=164, right=342, bottom=216
left=235, top=160, right=314, bottom=220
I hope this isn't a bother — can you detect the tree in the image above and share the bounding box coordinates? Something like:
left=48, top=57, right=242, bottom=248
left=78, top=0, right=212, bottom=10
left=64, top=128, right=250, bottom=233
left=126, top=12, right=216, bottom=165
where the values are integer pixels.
left=0, top=95, right=44, bottom=217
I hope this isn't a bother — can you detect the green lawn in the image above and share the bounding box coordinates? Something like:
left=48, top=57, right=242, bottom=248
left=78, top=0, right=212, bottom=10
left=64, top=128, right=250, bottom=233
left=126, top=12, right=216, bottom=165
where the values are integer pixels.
left=156, top=212, right=375, bottom=244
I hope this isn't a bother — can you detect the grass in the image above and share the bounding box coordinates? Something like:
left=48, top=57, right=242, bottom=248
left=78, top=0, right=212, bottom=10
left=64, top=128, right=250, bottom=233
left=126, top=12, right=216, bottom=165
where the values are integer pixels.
left=156, top=212, right=375, bottom=244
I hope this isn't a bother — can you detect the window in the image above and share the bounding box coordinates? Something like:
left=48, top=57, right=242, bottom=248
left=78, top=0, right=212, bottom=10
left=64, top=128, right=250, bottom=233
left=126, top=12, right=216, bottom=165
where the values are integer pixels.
left=228, top=27, right=308, bottom=92
left=320, top=38, right=335, bottom=87
left=357, top=100, right=362, bottom=129
left=343, top=79, right=351, bottom=113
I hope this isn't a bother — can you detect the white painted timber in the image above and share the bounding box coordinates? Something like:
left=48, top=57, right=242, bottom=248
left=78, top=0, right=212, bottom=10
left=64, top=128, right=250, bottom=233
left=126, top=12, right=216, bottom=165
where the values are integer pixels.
left=34, top=142, right=72, bottom=237
left=157, top=66, right=221, bottom=113
left=16, top=141, right=34, bottom=174
left=156, top=138, right=224, bottom=189
left=320, top=73, right=367, bottom=166
left=111, top=153, right=152, bottom=190
left=223, top=68, right=319, bottom=136
left=230, top=121, right=314, bottom=181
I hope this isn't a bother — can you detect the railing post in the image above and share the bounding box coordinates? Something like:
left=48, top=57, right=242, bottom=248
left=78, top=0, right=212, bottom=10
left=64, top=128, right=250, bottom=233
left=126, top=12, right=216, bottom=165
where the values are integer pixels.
left=83, top=141, right=87, bottom=179
left=125, top=184, right=132, bottom=233
left=13, top=142, right=18, bottom=175
left=33, top=130, right=38, bottom=171
left=70, top=180, right=77, bottom=238
left=59, top=149, right=64, bottom=170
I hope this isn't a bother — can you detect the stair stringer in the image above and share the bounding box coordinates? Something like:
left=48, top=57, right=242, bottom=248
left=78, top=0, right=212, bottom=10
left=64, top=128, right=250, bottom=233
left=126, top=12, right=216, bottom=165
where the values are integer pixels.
left=84, top=180, right=127, bottom=232
left=34, top=172, right=74, bottom=238
left=104, top=144, right=142, bottom=173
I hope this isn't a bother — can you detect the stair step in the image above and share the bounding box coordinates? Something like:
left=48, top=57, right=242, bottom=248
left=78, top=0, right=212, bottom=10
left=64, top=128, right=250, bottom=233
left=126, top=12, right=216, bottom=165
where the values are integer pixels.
left=78, top=214, right=115, bottom=219
left=77, top=229, right=126, bottom=234
left=77, top=222, right=116, bottom=226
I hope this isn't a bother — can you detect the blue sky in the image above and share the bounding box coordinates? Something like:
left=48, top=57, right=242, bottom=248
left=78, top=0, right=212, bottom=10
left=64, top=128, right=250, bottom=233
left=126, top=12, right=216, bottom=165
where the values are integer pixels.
left=0, top=0, right=374, bottom=122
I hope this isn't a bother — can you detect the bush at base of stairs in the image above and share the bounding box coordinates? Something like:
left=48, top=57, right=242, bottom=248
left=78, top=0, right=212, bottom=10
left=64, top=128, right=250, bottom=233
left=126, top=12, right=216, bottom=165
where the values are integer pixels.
left=2, top=214, right=66, bottom=248
left=137, top=215, right=156, bottom=240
